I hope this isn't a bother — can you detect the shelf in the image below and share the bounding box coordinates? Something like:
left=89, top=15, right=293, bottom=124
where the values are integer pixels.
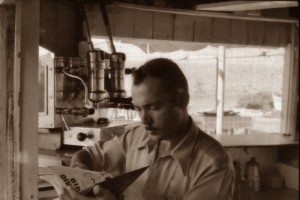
left=211, top=133, right=298, bottom=146
left=257, top=188, right=299, bottom=200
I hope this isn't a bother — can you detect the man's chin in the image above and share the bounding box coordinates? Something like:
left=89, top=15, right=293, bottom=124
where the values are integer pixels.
left=147, top=131, right=162, bottom=142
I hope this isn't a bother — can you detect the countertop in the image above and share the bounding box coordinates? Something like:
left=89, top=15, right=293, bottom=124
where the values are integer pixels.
left=257, top=188, right=298, bottom=200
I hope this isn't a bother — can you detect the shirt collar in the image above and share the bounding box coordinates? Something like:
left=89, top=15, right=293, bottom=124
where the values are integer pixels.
left=170, top=119, right=199, bottom=175
left=136, top=117, right=199, bottom=175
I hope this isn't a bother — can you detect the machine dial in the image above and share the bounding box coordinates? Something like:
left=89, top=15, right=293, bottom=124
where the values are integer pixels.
left=77, top=132, right=88, bottom=141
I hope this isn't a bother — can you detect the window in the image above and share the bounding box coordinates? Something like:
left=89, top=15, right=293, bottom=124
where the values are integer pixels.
left=92, top=37, right=296, bottom=138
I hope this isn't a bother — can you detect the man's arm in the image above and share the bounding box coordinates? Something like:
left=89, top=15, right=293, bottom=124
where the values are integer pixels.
left=185, top=162, right=235, bottom=200
left=70, top=149, right=93, bottom=170
left=69, top=134, right=127, bottom=174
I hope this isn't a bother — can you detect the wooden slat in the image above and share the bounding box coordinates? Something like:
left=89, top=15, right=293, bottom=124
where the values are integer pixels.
left=106, top=6, right=119, bottom=37
left=133, top=10, right=153, bottom=39
left=279, top=23, right=291, bottom=46
left=174, top=14, right=194, bottom=42
left=230, top=19, right=248, bottom=45
left=114, top=2, right=298, bottom=24
left=264, top=22, right=280, bottom=46
left=211, top=18, right=231, bottom=43
left=87, top=4, right=107, bottom=37
left=87, top=3, right=296, bottom=47
left=113, top=7, right=134, bottom=38
left=91, top=6, right=117, bottom=39
left=194, top=1, right=299, bottom=12
left=55, top=0, right=79, bottom=56
left=153, top=12, right=174, bottom=40
left=248, top=21, right=265, bottom=46
left=194, top=17, right=212, bottom=43
left=40, top=0, right=57, bottom=53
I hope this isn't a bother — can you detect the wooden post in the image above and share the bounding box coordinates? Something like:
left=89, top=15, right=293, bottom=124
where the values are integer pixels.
left=281, top=43, right=291, bottom=134
left=0, top=5, right=14, bottom=200
left=0, top=1, right=40, bottom=199
left=216, top=46, right=225, bottom=136
left=19, top=0, right=40, bottom=199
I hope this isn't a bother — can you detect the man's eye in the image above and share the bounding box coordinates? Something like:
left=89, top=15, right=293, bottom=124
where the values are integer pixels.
left=150, top=105, right=159, bottom=110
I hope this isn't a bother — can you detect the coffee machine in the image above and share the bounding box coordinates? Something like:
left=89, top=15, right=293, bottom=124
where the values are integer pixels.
left=38, top=46, right=137, bottom=147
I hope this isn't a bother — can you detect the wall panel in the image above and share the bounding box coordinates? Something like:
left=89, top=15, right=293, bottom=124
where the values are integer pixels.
left=153, top=12, right=174, bottom=40
left=113, top=7, right=134, bottom=38
left=279, top=23, right=291, bottom=46
left=211, top=18, right=231, bottom=44
left=230, top=19, right=248, bottom=45
left=248, top=21, right=265, bottom=46
left=194, top=17, right=212, bottom=43
left=174, top=15, right=194, bottom=41
left=40, top=0, right=79, bottom=57
left=264, top=22, right=280, bottom=46
left=133, top=10, right=153, bottom=39
left=79, top=4, right=294, bottom=50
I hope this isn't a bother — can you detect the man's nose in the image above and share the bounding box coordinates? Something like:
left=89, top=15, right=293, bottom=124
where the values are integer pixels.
left=140, top=110, right=152, bottom=125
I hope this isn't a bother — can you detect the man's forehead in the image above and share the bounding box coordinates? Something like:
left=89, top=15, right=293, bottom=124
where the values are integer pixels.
left=132, top=76, right=163, bottom=92
left=131, top=77, right=169, bottom=103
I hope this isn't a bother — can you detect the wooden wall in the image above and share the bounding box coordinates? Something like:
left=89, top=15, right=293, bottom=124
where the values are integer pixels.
left=87, top=5, right=294, bottom=47
left=40, top=1, right=296, bottom=56
left=40, top=0, right=80, bottom=57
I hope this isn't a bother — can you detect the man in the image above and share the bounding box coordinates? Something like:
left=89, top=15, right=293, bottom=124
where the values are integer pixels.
left=62, top=58, right=235, bottom=200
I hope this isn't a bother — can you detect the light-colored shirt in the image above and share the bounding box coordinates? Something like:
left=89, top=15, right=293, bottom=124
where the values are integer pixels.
left=84, top=119, right=235, bottom=200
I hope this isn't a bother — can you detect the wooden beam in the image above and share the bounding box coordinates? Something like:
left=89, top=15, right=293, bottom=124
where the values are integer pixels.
left=112, top=2, right=298, bottom=24
left=194, top=1, right=299, bottom=12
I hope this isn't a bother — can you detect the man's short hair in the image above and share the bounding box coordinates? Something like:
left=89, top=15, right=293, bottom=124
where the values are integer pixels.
left=132, top=58, right=189, bottom=107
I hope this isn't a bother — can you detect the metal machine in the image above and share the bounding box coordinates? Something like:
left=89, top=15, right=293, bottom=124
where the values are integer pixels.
left=38, top=1, right=137, bottom=147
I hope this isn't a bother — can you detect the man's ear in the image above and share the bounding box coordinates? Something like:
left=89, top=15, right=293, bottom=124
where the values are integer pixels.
left=176, top=88, right=189, bottom=108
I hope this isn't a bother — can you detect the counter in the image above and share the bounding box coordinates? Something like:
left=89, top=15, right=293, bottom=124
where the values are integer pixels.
left=257, top=188, right=298, bottom=200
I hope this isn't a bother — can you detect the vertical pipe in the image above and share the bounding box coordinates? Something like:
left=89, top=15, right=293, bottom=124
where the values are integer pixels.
left=216, top=46, right=225, bottom=136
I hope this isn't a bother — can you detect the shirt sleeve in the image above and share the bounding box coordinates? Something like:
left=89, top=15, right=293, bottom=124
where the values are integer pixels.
left=83, top=133, right=127, bottom=176
left=184, top=157, right=235, bottom=200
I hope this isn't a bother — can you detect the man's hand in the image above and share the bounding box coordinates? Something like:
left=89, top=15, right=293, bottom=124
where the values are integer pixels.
left=70, top=150, right=93, bottom=170
left=60, top=186, right=116, bottom=200
left=93, top=185, right=116, bottom=200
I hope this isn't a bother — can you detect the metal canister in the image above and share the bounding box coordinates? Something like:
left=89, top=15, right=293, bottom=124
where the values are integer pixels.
left=68, top=57, right=81, bottom=98
left=54, top=56, right=66, bottom=101
left=79, top=57, right=88, bottom=78
left=87, top=50, right=106, bottom=102
left=109, top=52, right=126, bottom=98
left=68, top=57, right=80, bottom=75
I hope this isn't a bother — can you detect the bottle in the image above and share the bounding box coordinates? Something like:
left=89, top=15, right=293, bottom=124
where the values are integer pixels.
left=234, top=161, right=250, bottom=200
left=244, top=157, right=260, bottom=200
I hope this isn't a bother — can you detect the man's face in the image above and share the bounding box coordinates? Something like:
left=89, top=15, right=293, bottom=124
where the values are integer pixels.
left=132, top=76, right=185, bottom=142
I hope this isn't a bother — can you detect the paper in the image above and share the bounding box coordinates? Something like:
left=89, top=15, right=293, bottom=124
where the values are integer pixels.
left=39, top=165, right=148, bottom=197
left=39, top=166, right=113, bottom=196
